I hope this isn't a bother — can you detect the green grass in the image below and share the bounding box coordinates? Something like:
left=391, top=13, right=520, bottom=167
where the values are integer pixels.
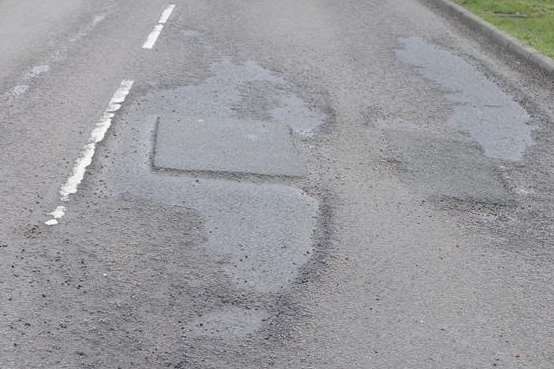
left=454, top=0, right=554, bottom=58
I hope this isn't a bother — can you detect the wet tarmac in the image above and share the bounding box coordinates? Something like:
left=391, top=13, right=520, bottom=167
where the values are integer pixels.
left=396, top=37, right=533, bottom=161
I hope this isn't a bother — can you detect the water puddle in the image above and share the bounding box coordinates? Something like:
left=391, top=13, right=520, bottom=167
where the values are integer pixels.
left=396, top=37, right=533, bottom=161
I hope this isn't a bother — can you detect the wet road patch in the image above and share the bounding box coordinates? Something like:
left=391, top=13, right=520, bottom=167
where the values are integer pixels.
left=396, top=37, right=533, bottom=161
left=130, top=60, right=325, bottom=138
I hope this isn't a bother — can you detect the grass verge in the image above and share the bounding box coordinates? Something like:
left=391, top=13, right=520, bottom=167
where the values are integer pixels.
left=454, top=0, right=554, bottom=58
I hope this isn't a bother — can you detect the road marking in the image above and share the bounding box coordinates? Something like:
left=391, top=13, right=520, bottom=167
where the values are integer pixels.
left=142, top=4, right=176, bottom=49
left=4, top=13, right=106, bottom=100
left=70, top=14, right=106, bottom=42
left=45, top=206, right=67, bottom=225
left=45, top=80, right=134, bottom=225
left=10, top=85, right=29, bottom=96
left=50, top=206, right=66, bottom=218
left=5, top=65, right=50, bottom=98
left=143, top=25, right=164, bottom=49
left=159, top=4, right=176, bottom=24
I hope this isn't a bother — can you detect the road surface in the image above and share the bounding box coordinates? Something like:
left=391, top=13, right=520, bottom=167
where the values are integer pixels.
left=0, top=0, right=553, bottom=368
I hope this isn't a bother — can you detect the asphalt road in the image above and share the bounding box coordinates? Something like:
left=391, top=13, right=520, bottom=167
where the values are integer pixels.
left=1, top=0, right=553, bottom=368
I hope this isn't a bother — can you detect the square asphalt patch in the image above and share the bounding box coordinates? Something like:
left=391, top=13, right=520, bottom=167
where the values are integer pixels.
left=154, top=117, right=305, bottom=177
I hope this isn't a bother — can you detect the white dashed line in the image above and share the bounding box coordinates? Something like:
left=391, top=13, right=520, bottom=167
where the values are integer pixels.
left=45, top=80, right=134, bottom=225
left=70, top=14, right=106, bottom=42
left=5, top=65, right=50, bottom=98
left=4, top=13, right=106, bottom=101
left=143, top=4, right=176, bottom=49
left=10, top=85, right=29, bottom=97
left=159, top=4, right=176, bottom=24
left=143, top=25, right=164, bottom=49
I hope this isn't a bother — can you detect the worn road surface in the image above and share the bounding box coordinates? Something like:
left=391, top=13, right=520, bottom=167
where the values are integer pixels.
left=1, top=0, right=553, bottom=368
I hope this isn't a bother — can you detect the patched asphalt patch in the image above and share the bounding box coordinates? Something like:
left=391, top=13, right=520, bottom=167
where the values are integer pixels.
left=154, top=117, right=305, bottom=177
left=383, top=129, right=512, bottom=203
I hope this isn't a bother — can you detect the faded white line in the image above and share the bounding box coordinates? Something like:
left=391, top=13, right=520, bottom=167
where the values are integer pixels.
left=50, top=206, right=66, bottom=218
left=26, top=65, right=50, bottom=79
left=70, top=14, right=106, bottom=42
left=45, top=80, right=134, bottom=225
left=10, top=85, right=29, bottom=96
left=4, top=13, right=106, bottom=100
left=46, top=206, right=67, bottom=225
left=45, top=219, right=59, bottom=226
left=6, top=65, right=50, bottom=98
left=142, top=4, right=175, bottom=49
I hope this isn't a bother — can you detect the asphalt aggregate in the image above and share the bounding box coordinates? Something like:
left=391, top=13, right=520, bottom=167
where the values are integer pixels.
left=0, top=0, right=553, bottom=368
